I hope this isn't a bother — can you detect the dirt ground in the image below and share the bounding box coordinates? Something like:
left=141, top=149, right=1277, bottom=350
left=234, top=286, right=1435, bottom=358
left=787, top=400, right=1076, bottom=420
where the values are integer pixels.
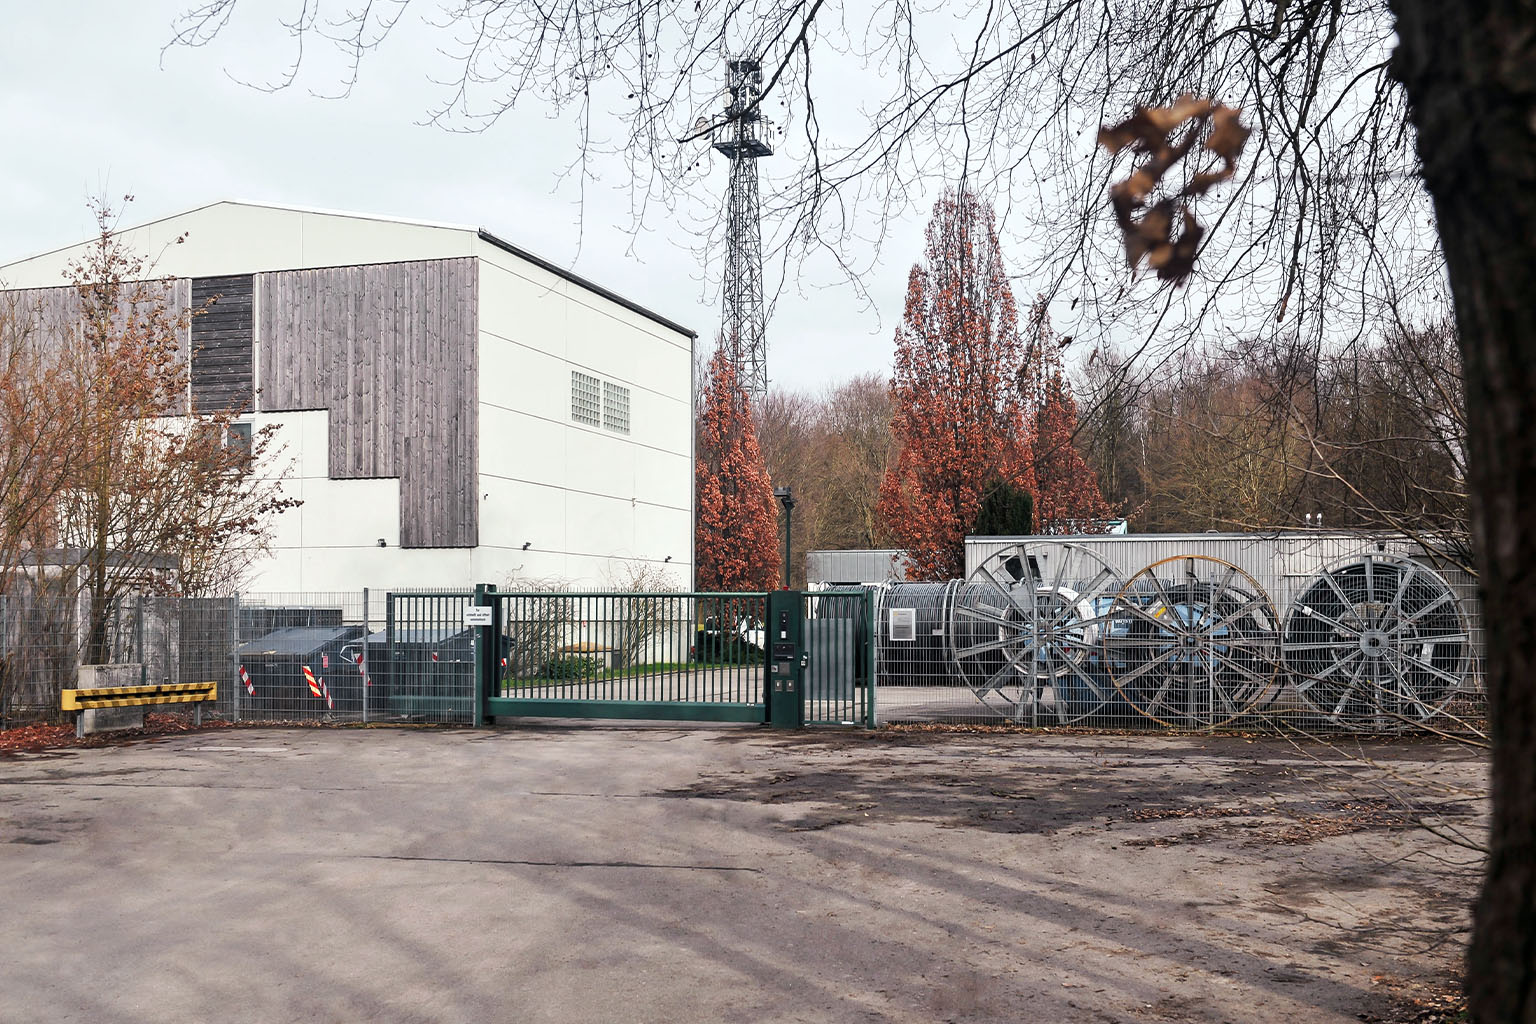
left=0, top=722, right=1482, bottom=1023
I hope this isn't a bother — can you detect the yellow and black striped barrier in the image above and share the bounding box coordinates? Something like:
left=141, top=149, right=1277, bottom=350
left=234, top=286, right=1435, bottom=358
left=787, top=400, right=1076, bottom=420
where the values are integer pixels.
left=62, top=682, right=218, bottom=737
left=61, top=681, right=218, bottom=711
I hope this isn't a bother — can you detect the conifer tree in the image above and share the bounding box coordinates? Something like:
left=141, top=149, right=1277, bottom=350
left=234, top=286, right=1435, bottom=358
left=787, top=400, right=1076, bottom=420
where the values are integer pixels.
left=1021, top=306, right=1114, bottom=533
left=695, top=346, right=780, bottom=591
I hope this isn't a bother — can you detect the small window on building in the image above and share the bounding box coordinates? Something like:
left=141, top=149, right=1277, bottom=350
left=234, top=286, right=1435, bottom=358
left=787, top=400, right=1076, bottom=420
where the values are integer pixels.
left=227, top=421, right=253, bottom=455
left=602, top=381, right=631, bottom=434
left=571, top=371, right=601, bottom=426
left=226, top=421, right=254, bottom=474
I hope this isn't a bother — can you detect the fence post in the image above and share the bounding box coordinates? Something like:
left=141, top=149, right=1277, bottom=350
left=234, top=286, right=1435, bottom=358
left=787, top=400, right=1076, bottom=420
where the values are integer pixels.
left=866, top=588, right=878, bottom=728
left=232, top=594, right=242, bottom=724
left=361, top=588, right=370, bottom=724
left=471, top=584, right=496, bottom=727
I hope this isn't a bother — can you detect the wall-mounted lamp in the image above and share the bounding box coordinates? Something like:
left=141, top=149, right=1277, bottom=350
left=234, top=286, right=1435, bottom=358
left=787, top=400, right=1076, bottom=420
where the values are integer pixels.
left=522, top=541, right=532, bottom=550
left=377, top=538, right=387, bottom=548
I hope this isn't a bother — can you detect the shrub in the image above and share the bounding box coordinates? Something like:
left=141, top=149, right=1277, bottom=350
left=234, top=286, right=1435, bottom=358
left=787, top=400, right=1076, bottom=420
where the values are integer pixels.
left=544, top=654, right=603, bottom=680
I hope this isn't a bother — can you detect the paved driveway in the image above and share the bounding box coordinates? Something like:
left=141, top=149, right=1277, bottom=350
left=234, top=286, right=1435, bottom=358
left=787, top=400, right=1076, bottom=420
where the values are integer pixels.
left=0, top=724, right=1482, bottom=1022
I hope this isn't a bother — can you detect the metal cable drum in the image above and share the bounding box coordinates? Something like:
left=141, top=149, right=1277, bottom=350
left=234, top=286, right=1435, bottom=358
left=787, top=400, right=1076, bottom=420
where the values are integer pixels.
left=1282, top=554, right=1470, bottom=728
left=952, top=541, right=1129, bottom=724
left=874, top=581, right=958, bottom=686
left=1104, top=555, right=1285, bottom=728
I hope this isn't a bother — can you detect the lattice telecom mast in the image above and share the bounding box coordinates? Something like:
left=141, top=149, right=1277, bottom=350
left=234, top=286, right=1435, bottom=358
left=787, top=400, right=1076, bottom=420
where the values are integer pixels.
left=714, top=56, right=773, bottom=398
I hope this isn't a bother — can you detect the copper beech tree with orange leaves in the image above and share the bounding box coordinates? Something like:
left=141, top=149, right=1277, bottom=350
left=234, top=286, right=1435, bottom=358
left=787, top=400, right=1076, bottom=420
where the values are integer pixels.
left=1024, top=312, right=1115, bottom=534
left=1032, top=370, right=1114, bottom=533
left=878, top=188, right=1038, bottom=581
left=694, top=346, right=780, bottom=591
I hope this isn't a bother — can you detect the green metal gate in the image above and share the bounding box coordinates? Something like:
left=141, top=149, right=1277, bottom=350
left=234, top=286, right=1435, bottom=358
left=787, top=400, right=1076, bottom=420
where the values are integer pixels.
left=480, top=589, right=771, bottom=723
left=801, top=589, right=876, bottom=726
left=385, top=587, right=874, bottom=727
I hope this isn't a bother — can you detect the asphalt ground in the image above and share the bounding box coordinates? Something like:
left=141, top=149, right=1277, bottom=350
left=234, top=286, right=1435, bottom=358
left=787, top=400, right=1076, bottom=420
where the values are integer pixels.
left=0, top=724, right=1483, bottom=1023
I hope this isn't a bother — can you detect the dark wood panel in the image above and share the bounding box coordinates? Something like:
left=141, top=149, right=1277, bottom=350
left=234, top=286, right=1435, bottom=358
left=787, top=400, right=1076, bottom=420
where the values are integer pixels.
left=191, top=274, right=253, bottom=413
left=257, top=258, right=478, bottom=549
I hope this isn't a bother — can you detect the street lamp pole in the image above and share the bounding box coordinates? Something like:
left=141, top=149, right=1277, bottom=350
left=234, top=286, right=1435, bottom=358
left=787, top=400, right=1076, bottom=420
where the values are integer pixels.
left=772, top=486, right=796, bottom=588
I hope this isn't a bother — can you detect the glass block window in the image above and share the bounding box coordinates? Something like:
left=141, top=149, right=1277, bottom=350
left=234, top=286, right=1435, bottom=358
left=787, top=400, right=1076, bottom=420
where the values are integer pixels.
left=603, top=382, right=631, bottom=434
left=571, top=371, right=601, bottom=426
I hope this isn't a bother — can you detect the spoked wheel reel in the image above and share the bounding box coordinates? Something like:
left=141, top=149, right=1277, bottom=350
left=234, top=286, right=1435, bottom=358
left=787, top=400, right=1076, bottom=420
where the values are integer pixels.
left=950, top=542, right=1126, bottom=724
left=1282, top=554, right=1470, bottom=729
left=1103, top=555, right=1284, bottom=728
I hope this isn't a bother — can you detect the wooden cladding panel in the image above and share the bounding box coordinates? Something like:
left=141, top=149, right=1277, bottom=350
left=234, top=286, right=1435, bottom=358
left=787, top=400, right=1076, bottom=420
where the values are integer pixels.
left=4, top=280, right=193, bottom=415
left=257, top=258, right=478, bottom=548
left=190, top=274, right=254, bottom=413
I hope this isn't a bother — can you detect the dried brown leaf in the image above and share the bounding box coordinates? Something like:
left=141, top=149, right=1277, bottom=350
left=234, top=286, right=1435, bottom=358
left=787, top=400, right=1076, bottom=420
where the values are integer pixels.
left=1143, top=94, right=1211, bottom=134
left=1155, top=212, right=1205, bottom=283
left=1099, top=96, right=1247, bottom=286
left=1205, top=105, right=1251, bottom=161
left=1096, top=120, right=1144, bottom=155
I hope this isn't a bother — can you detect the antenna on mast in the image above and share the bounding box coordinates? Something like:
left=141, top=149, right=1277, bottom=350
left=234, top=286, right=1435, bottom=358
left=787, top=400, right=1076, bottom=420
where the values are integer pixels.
left=714, top=56, right=772, bottom=398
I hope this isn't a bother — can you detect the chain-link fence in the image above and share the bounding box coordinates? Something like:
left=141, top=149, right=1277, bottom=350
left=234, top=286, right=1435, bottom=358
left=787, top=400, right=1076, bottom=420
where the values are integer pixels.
left=0, top=588, right=483, bottom=727
left=0, top=578, right=84, bottom=725
left=0, top=544, right=1488, bottom=736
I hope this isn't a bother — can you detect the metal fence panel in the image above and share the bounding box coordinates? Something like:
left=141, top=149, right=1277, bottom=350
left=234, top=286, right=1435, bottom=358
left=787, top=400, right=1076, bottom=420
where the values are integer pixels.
left=385, top=592, right=477, bottom=724
left=487, top=592, right=768, bottom=721
left=231, top=592, right=376, bottom=723
left=803, top=589, right=874, bottom=726
left=0, top=581, right=84, bottom=724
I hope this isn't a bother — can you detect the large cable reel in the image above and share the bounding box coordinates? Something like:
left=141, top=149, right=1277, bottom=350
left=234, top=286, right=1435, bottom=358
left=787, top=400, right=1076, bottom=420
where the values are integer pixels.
left=1282, top=554, right=1470, bottom=728
left=1103, top=555, right=1284, bottom=728
left=951, top=542, right=1127, bottom=724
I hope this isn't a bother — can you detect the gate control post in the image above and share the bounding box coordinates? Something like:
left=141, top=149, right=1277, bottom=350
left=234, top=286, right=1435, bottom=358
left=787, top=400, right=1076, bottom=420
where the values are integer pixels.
left=765, top=590, right=805, bottom=728
left=470, top=583, right=498, bottom=727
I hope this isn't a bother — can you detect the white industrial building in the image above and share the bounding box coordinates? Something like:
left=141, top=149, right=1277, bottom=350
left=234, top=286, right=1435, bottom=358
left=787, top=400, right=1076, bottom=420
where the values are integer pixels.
left=0, top=201, right=698, bottom=593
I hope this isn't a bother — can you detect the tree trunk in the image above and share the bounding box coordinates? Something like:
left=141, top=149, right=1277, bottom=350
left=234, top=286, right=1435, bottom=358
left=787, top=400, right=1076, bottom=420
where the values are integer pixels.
left=1389, top=4, right=1536, bottom=1019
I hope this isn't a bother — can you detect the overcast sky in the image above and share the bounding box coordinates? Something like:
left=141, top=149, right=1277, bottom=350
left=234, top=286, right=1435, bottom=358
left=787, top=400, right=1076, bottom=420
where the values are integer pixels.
left=1, top=2, right=932, bottom=394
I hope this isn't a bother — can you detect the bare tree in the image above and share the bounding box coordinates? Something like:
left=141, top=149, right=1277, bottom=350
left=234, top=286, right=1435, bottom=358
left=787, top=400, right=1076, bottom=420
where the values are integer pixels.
left=167, top=1, right=1434, bottom=360
left=1092, top=324, right=1468, bottom=563
left=0, top=298, right=95, bottom=719
left=813, top=373, right=894, bottom=551
left=757, top=373, right=894, bottom=585
left=1388, top=7, right=1536, bottom=1017
left=19, top=201, right=298, bottom=662
left=602, top=559, right=683, bottom=670
left=1289, top=320, right=1470, bottom=566
left=497, top=573, right=575, bottom=679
